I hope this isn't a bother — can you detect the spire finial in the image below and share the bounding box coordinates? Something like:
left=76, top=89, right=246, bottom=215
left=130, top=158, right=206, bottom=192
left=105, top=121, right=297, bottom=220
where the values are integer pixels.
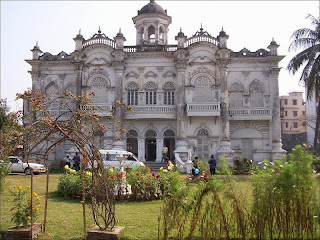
left=119, top=28, right=121, bottom=33
left=79, top=29, right=81, bottom=35
left=272, top=37, right=274, bottom=41
left=36, top=41, right=38, bottom=47
left=180, top=27, right=182, bottom=32
left=98, top=26, right=101, bottom=34
left=222, top=26, right=224, bottom=31
left=200, top=23, right=203, bottom=32
left=150, top=0, right=155, bottom=3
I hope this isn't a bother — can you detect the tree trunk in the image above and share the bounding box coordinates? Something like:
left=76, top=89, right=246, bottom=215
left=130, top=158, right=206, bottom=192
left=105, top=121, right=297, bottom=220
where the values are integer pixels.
left=314, top=97, right=320, bottom=155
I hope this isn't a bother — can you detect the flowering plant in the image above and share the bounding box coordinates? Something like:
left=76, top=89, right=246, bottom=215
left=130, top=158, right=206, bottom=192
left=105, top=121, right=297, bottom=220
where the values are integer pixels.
left=8, top=186, right=41, bottom=227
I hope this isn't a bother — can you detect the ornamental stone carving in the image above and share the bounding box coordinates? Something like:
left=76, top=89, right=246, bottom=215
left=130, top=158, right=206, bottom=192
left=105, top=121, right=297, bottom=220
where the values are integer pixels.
left=249, top=79, right=265, bottom=92
left=194, top=76, right=211, bottom=88
left=163, top=82, right=175, bottom=89
left=191, top=66, right=215, bottom=78
left=197, top=128, right=209, bottom=136
left=144, top=81, right=158, bottom=90
left=126, top=81, right=139, bottom=90
left=91, top=77, right=109, bottom=88
left=163, top=129, right=175, bottom=137
left=145, top=129, right=157, bottom=137
left=89, top=67, right=108, bottom=78
left=229, top=82, right=244, bottom=92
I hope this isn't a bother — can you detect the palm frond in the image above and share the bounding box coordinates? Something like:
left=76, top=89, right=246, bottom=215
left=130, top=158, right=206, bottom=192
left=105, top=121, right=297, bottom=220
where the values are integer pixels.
left=287, top=48, right=312, bottom=74
left=289, top=37, right=316, bottom=51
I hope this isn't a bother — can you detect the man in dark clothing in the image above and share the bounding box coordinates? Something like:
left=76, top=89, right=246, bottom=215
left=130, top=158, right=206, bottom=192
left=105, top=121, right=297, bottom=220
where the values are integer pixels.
left=208, top=155, right=217, bottom=175
left=72, top=152, right=81, bottom=171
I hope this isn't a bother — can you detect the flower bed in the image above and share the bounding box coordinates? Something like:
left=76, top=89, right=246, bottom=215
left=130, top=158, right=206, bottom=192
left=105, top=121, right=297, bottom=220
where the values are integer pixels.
left=57, top=164, right=184, bottom=201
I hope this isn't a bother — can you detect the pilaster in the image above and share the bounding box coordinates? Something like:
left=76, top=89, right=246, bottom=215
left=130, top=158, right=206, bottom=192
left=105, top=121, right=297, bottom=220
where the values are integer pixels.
left=270, top=67, right=286, bottom=160
left=217, top=58, right=234, bottom=163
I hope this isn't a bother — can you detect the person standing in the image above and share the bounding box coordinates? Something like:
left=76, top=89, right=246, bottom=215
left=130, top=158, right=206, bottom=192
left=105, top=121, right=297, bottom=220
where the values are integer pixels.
left=208, top=155, right=217, bottom=175
left=162, top=145, right=168, bottom=162
left=64, top=154, right=71, bottom=167
left=72, top=152, right=81, bottom=171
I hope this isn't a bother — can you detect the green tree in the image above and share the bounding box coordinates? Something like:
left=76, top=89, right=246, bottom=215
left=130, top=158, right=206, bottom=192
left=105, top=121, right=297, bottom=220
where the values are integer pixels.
left=287, top=14, right=320, bottom=154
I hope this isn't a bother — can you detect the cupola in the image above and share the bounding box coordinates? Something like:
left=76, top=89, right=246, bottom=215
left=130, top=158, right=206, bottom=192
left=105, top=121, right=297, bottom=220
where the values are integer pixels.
left=133, top=0, right=172, bottom=46
left=217, top=27, right=229, bottom=48
left=31, top=41, right=42, bottom=60
left=267, top=38, right=279, bottom=55
left=73, top=29, right=84, bottom=50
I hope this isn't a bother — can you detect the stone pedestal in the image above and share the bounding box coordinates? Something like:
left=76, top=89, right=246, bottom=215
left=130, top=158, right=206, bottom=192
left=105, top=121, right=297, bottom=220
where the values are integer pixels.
left=174, top=140, right=190, bottom=173
left=87, top=226, right=125, bottom=240
left=112, top=140, right=125, bottom=151
left=0, top=223, right=43, bottom=240
left=217, top=140, right=234, bottom=166
left=271, top=141, right=286, bottom=161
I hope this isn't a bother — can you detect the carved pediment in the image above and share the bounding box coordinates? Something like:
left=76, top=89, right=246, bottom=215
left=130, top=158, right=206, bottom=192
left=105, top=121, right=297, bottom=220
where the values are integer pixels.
left=126, top=71, right=139, bottom=79
left=87, top=58, right=111, bottom=65
left=88, top=67, right=109, bottom=78
left=191, top=66, right=215, bottom=78
left=163, top=71, right=176, bottom=79
left=144, top=71, right=157, bottom=79
left=189, top=55, right=215, bottom=65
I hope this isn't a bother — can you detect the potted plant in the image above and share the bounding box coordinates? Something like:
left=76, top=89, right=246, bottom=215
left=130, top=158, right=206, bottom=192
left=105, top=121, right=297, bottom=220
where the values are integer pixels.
left=0, top=185, right=43, bottom=240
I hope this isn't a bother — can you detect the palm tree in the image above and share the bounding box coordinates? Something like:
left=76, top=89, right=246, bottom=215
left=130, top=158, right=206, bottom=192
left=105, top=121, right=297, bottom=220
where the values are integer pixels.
left=287, top=14, right=320, bottom=154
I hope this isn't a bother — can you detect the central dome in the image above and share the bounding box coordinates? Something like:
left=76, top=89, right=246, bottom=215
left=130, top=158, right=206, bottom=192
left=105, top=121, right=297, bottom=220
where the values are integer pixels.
left=138, top=0, right=167, bottom=15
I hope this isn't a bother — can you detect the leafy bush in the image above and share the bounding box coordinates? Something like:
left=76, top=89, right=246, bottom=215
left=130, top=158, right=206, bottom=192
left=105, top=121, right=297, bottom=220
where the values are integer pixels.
left=57, top=164, right=184, bottom=201
left=160, top=145, right=319, bottom=239
left=49, top=166, right=66, bottom=174
left=233, top=157, right=254, bottom=174
left=8, top=186, right=41, bottom=227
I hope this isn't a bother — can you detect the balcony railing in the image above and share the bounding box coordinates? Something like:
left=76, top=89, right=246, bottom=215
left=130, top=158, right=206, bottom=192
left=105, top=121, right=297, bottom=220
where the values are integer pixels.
left=81, top=104, right=113, bottom=117
left=186, top=103, right=221, bottom=116
left=125, top=105, right=177, bottom=119
left=36, top=109, right=73, bottom=120
left=229, top=108, right=272, bottom=120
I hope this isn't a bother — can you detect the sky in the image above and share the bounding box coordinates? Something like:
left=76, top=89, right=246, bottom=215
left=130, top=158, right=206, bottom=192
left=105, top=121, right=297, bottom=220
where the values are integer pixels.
left=1, top=0, right=319, bottom=112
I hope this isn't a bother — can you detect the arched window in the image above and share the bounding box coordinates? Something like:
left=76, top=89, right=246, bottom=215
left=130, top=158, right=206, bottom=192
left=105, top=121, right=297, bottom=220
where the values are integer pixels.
left=148, top=25, right=156, bottom=44
left=144, top=82, right=158, bottom=105
left=159, top=26, right=165, bottom=44
left=249, top=80, right=264, bottom=108
left=90, top=76, right=109, bottom=103
left=163, top=129, right=175, bottom=137
left=126, top=82, right=139, bottom=105
left=126, top=129, right=138, bottom=156
left=229, top=82, right=244, bottom=108
left=197, top=128, right=209, bottom=160
left=194, top=76, right=212, bottom=102
left=163, top=82, right=175, bottom=105
left=145, top=129, right=157, bottom=137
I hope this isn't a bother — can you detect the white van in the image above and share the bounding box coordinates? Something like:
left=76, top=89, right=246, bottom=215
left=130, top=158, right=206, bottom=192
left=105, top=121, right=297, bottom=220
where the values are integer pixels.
left=90, top=150, right=144, bottom=169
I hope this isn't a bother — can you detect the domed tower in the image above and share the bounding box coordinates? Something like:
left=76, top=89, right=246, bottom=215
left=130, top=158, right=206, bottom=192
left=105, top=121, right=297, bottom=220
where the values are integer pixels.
left=132, top=0, right=172, bottom=46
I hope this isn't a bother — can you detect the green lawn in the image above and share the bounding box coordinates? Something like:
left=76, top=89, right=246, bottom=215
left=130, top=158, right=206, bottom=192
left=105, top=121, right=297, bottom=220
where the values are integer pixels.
left=0, top=174, right=253, bottom=239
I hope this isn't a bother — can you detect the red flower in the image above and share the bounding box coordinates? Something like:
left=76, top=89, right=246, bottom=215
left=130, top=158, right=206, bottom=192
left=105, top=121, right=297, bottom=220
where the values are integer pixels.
left=136, top=172, right=140, bottom=177
left=109, top=175, right=115, bottom=179
left=118, top=172, right=124, bottom=178
left=144, top=168, right=149, bottom=173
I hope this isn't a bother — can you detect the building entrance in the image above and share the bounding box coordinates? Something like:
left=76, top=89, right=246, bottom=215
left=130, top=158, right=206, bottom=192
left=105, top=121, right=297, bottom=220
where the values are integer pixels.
left=145, top=139, right=156, bottom=161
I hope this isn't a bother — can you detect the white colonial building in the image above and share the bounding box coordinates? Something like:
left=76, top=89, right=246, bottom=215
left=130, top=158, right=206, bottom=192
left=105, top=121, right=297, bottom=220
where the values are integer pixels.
left=26, top=0, right=286, bottom=166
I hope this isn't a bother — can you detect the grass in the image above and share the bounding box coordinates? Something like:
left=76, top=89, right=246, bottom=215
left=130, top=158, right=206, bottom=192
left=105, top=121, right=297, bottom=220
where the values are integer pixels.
left=0, top=173, right=260, bottom=239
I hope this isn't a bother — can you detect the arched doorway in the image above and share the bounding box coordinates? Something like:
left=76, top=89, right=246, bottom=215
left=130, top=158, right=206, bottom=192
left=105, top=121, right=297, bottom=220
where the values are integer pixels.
left=197, top=128, right=209, bottom=160
left=126, top=130, right=138, bottom=156
left=145, top=129, right=157, bottom=161
left=163, top=129, right=175, bottom=160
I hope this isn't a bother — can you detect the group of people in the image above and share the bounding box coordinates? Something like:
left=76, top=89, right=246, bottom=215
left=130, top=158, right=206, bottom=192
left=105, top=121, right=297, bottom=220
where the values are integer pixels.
left=63, top=152, right=81, bottom=171
left=192, top=155, right=217, bottom=177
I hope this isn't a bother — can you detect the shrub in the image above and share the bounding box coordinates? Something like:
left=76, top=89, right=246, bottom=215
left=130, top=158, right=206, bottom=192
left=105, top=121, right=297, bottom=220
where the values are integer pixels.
left=233, top=157, right=254, bottom=174
left=49, top=166, right=65, bottom=174
left=8, top=186, right=41, bottom=227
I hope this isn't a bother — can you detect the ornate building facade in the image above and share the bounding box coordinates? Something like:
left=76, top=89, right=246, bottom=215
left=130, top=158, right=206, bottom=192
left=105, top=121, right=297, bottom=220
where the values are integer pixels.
left=26, top=0, right=286, bottom=166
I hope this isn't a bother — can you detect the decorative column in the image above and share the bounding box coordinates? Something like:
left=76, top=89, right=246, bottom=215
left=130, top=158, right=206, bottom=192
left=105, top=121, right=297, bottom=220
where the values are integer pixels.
left=217, top=58, right=234, bottom=164
left=137, top=138, right=145, bottom=161
left=156, top=138, right=163, bottom=162
left=270, top=68, right=286, bottom=160
left=173, top=49, right=189, bottom=161
left=112, top=55, right=126, bottom=150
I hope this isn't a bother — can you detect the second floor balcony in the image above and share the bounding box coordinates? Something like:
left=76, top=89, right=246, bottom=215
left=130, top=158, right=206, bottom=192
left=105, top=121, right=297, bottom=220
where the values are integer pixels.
left=229, top=108, right=272, bottom=121
left=186, top=103, right=221, bottom=116
left=125, top=105, right=177, bottom=119
left=81, top=103, right=113, bottom=117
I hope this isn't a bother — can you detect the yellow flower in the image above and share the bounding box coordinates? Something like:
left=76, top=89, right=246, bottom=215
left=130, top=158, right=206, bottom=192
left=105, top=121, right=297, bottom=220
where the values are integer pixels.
left=37, top=200, right=41, bottom=205
left=163, top=169, right=168, bottom=173
left=33, top=192, right=38, bottom=197
left=26, top=186, right=31, bottom=189
left=109, top=168, right=114, bottom=173
left=18, top=186, right=23, bottom=190
left=27, top=216, right=31, bottom=220
left=35, top=207, right=39, bottom=212
left=160, top=167, right=163, bottom=171
left=64, top=165, right=69, bottom=170
left=180, top=165, right=184, bottom=169
left=10, top=211, right=14, bottom=214
left=36, top=197, right=40, bottom=201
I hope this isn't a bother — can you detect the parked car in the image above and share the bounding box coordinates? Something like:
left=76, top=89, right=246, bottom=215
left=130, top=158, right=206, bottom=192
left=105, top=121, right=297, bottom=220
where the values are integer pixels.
left=1, top=156, right=46, bottom=175
left=88, top=150, right=144, bottom=169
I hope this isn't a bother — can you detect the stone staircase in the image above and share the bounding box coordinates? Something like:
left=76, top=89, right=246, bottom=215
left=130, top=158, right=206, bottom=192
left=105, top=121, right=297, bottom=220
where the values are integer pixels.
left=144, top=162, right=167, bottom=172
